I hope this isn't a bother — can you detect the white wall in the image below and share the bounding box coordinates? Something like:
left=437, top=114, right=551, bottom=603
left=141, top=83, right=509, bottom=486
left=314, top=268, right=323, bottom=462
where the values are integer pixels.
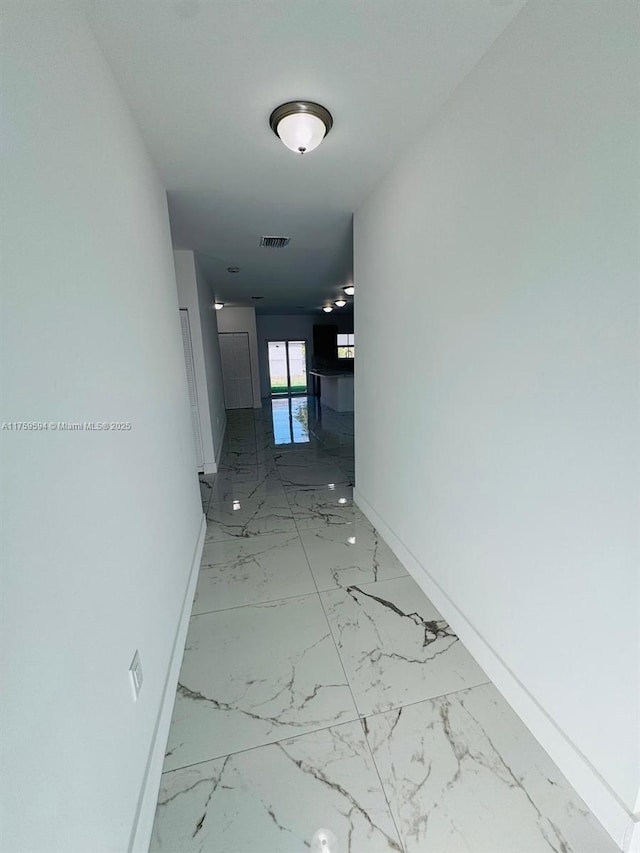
left=354, top=0, right=639, bottom=848
left=256, top=313, right=354, bottom=398
left=174, top=250, right=226, bottom=472
left=0, top=4, right=204, bottom=852
left=216, top=306, right=262, bottom=407
left=174, top=250, right=215, bottom=468
left=195, top=259, right=227, bottom=461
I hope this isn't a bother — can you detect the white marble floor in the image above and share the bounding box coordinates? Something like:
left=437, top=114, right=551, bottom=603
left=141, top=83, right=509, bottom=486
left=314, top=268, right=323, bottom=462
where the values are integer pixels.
left=151, top=397, right=618, bottom=853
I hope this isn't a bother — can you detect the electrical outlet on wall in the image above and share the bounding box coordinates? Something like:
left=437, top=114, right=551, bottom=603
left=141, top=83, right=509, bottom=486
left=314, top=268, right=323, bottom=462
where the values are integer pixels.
left=129, top=650, right=143, bottom=701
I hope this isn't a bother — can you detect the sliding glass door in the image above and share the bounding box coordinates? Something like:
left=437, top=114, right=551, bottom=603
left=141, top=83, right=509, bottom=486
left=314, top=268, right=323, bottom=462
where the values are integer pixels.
left=267, top=340, right=307, bottom=395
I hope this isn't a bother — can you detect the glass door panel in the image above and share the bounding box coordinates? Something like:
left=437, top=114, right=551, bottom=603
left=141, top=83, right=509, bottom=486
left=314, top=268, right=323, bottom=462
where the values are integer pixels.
left=267, top=340, right=308, bottom=395
left=287, top=340, right=307, bottom=393
left=268, top=341, right=289, bottom=395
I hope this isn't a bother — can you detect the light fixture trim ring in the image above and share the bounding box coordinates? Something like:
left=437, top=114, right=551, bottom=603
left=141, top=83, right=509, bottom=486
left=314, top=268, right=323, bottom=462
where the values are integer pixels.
left=269, top=101, right=333, bottom=139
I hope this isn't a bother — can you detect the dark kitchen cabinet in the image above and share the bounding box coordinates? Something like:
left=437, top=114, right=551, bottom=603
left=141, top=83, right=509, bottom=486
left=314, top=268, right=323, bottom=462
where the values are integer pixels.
left=313, top=324, right=338, bottom=366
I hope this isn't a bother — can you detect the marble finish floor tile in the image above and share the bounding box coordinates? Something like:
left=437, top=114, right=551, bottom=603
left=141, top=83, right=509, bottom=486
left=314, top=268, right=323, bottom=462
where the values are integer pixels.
left=365, top=683, right=619, bottom=853
left=286, top=483, right=363, bottom=531
left=336, top=462, right=355, bottom=482
left=299, top=518, right=408, bottom=591
left=321, top=576, right=488, bottom=716
left=217, top=448, right=276, bottom=469
left=208, top=470, right=284, bottom=501
left=278, top=459, right=353, bottom=488
left=273, top=446, right=333, bottom=465
left=194, top=532, right=317, bottom=613
left=216, top=459, right=278, bottom=480
left=155, top=400, right=614, bottom=852
left=151, top=721, right=403, bottom=853
left=205, top=489, right=297, bottom=541
left=164, top=594, right=358, bottom=771
left=222, top=437, right=258, bottom=454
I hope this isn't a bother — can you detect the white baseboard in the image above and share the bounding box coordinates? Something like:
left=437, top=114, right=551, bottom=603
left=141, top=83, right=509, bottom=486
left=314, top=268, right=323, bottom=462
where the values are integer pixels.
left=201, top=414, right=228, bottom=475
left=354, top=488, right=638, bottom=853
left=127, top=512, right=206, bottom=853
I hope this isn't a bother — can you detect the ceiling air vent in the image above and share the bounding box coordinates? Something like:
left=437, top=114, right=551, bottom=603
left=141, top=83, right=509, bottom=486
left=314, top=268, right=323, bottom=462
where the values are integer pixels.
left=259, top=236, right=291, bottom=249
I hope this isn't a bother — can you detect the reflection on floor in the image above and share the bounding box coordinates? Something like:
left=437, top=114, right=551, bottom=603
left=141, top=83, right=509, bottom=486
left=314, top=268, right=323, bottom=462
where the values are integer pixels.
left=270, top=395, right=310, bottom=445
left=151, top=396, right=618, bottom=853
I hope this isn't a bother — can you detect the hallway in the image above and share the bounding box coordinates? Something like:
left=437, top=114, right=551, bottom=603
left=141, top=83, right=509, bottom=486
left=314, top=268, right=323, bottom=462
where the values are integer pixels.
left=150, top=399, right=616, bottom=853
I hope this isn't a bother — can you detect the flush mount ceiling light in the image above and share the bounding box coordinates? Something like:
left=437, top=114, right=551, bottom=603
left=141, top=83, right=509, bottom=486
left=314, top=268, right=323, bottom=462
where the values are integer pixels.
left=214, top=302, right=224, bottom=310
left=227, top=266, right=240, bottom=274
left=270, top=101, right=333, bottom=155
left=322, top=305, right=333, bottom=313
left=343, top=285, right=354, bottom=296
left=334, top=299, right=346, bottom=308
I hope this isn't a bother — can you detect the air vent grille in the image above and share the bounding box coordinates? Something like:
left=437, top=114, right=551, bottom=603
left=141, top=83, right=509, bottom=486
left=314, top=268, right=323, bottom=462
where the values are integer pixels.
left=259, top=236, right=291, bottom=249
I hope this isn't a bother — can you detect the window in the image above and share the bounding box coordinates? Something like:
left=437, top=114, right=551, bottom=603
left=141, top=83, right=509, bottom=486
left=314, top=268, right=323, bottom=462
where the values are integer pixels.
left=337, top=333, right=354, bottom=359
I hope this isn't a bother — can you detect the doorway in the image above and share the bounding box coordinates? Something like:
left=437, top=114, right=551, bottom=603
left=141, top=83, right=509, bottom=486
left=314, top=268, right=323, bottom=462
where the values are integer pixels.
left=219, top=332, right=254, bottom=409
left=267, top=340, right=307, bottom=395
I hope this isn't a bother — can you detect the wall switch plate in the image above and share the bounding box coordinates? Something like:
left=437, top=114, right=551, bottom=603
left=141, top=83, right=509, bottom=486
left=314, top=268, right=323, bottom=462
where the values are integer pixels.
left=129, top=650, right=143, bottom=701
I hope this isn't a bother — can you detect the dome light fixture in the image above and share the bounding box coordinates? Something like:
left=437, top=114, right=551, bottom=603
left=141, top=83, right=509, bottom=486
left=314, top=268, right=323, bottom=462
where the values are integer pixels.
left=270, top=101, right=333, bottom=155
left=343, top=284, right=354, bottom=296
left=214, top=302, right=224, bottom=310
left=334, top=299, right=347, bottom=308
left=322, top=305, right=333, bottom=313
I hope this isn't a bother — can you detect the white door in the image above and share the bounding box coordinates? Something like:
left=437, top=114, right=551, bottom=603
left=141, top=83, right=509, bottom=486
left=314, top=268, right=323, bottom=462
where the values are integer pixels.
left=179, top=309, right=204, bottom=469
left=219, top=332, right=254, bottom=409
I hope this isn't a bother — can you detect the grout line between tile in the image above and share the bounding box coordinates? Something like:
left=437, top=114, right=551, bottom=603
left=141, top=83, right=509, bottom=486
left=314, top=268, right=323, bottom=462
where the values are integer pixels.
left=161, top=712, right=362, bottom=777
left=189, top=586, right=320, bottom=618
left=298, top=498, right=407, bottom=851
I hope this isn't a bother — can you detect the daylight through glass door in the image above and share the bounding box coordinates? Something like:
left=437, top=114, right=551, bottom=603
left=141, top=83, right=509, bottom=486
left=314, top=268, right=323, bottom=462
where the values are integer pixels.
left=267, top=340, right=307, bottom=395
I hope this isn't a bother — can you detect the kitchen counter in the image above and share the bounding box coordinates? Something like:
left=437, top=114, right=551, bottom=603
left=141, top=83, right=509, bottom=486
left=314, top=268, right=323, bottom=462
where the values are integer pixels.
left=309, top=370, right=354, bottom=412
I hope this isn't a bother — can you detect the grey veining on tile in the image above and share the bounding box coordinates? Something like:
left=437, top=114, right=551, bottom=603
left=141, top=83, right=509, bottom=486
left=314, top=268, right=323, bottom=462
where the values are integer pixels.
left=278, top=458, right=352, bottom=488
left=151, top=721, right=403, bottom=853
left=299, top=517, right=408, bottom=590
left=322, top=576, right=488, bottom=715
left=194, top=531, right=317, bottom=612
left=273, top=446, right=332, bottom=465
left=164, top=594, right=358, bottom=771
left=365, top=683, right=620, bottom=853
left=285, top=483, right=362, bottom=531
left=215, top=459, right=278, bottom=482
left=152, top=399, right=615, bottom=853
left=205, top=487, right=297, bottom=540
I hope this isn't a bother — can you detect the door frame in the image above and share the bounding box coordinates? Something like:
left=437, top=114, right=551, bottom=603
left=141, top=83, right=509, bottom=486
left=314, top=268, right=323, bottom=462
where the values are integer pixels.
left=266, top=339, right=309, bottom=396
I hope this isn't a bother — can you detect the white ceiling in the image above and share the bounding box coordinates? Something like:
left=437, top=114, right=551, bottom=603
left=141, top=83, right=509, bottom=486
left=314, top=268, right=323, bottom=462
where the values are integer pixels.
left=85, top=0, right=526, bottom=313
